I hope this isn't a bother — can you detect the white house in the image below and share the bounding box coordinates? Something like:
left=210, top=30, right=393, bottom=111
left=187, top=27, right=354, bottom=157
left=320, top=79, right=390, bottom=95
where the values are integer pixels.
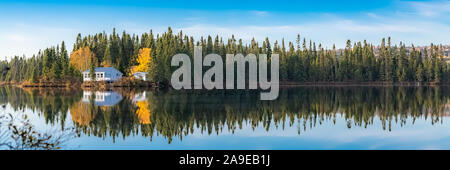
left=132, top=72, right=148, bottom=81
left=83, top=67, right=123, bottom=82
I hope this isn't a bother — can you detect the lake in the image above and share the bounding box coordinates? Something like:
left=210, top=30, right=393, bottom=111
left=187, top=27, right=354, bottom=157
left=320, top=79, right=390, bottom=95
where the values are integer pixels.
left=1, top=86, right=450, bottom=150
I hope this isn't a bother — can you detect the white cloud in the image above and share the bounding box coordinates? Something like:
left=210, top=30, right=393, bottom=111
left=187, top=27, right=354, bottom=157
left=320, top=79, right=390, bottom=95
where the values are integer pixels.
left=333, top=20, right=425, bottom=33
left=6, top=34, right=29, bottom=42
left=0, top=23, right=76, bottom=59
left=176, top=15, right=449, bottom=49
left=1, top=0, right=449, bottom=58
left=408, top=0, right=450, bottom=17
left=170, top=0, right=450, bottom=49
left=250, top=10, right=269, bottom=16
left=366, top=12, right=380, bottom=19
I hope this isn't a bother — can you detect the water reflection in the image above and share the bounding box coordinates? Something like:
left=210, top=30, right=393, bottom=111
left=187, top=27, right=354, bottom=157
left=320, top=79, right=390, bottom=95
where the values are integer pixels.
left=1, top=86, right=450, bottom=144
left=82, top=91, right=123, bottom=106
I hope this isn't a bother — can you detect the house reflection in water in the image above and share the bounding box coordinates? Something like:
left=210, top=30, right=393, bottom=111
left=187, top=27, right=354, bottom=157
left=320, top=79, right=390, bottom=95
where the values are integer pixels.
left=132, top=91, right=147, bottom=103
left=82, top=91, right=123, bottom=106
left=132, top=91, right=151, bottom=125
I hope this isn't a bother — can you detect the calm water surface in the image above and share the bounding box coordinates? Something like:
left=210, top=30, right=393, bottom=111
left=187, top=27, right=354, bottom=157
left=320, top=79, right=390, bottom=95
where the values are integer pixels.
left=1, top=86, right=450, bottom=150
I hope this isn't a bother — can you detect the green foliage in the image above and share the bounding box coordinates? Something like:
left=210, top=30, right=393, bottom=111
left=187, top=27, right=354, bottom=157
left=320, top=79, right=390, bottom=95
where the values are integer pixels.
left=89, top=57, right=96, bottom=80
left=0, top=41, right=79, bottom=82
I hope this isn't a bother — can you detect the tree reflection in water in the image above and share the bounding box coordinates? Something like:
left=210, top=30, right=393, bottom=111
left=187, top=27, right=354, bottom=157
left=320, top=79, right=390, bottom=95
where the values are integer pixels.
left=0, top=86, right=449, bottom=144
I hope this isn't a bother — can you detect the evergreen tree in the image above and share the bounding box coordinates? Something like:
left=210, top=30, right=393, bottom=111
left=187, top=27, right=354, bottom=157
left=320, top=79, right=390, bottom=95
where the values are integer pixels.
left=89, top=57, right=96, bottom=81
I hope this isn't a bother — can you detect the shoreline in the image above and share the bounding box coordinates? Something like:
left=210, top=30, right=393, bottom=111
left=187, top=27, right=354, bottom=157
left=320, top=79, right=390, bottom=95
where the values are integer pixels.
left=1, top=80, right=449, bottom=89
left=278, top=81, right=449, bottom=87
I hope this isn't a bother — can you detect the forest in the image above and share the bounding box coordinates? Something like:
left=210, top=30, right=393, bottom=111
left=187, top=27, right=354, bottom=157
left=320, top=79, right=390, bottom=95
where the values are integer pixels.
left=0, top=27, right=449, bottom=84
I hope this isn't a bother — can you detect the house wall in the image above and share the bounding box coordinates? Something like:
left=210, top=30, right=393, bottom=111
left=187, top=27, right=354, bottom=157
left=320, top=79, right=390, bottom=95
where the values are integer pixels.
left=133, top=73, right=148, bottom=81
left=83, top=71, right=122, bottom=82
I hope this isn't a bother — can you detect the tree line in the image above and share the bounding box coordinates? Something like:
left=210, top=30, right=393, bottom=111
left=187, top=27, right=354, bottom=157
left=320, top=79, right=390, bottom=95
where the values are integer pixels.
left=1, top=27, right=449, bottom=83
left=0, top=41, right=80, bottom=82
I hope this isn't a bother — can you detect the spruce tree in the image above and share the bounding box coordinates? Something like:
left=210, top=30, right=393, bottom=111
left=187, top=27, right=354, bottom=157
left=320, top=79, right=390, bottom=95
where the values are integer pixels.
left=89, top=57, right=96, bottom=81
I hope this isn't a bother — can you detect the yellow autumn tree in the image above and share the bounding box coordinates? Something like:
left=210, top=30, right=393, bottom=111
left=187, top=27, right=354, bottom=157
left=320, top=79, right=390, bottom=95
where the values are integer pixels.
left=130, top=48, right=151, bottom=75
left=69, top=47, right=97, bottom=71
left=135, top=101, right=151, bottom=124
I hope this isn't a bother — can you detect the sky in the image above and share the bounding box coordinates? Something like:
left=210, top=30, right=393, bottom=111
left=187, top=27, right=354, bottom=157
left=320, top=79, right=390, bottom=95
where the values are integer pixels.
left=0, top=0, right=449, bottom=59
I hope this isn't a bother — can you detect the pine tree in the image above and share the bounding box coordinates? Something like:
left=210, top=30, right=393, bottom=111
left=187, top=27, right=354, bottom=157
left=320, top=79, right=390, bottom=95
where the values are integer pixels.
left=89, top=57, right=96, bottom=81
left=416, top=64, right=424, bottom=82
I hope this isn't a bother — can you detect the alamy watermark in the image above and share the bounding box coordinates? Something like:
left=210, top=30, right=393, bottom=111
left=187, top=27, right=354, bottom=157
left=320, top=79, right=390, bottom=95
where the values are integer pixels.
left=171, top=46, right=279, bottom=100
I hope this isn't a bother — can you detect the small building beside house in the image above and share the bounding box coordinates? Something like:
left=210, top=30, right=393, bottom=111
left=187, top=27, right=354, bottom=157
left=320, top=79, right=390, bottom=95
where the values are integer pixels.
left=132, top=72, right=148, bottom=81
left=83, top=67, right=123, bottom=82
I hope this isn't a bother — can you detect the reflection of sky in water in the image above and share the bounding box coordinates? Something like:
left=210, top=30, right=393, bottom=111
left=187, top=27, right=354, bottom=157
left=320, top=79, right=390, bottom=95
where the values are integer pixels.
left=3, top=103, right=450, bottom=150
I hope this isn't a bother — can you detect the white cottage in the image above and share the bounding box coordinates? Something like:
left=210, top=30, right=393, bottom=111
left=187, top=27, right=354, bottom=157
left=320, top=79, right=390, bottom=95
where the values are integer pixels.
left=83, top=67, right=123, bottom=82
left=132, top=72, right=148, bottom=81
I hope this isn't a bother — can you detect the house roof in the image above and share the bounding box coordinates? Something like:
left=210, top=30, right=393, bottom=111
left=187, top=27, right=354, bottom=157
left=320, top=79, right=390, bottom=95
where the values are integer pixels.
left=83, top=67, right=123, bottom=75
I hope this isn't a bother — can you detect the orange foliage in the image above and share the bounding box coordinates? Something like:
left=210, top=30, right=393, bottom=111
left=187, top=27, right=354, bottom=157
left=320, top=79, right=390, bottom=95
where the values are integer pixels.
left=101, top=57, right=114, bottom=67
left=70, top=101, right=96, bottom=126
left=135, top=100, right=151, bottom=124
left=70, top=47, right=97, bottom=71
left=130, top=48, right=151, bottom=75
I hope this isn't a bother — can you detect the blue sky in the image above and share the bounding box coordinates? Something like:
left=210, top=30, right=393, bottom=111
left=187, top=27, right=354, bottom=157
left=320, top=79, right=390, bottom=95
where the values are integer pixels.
left=0, top=0, right=449, bottom=59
